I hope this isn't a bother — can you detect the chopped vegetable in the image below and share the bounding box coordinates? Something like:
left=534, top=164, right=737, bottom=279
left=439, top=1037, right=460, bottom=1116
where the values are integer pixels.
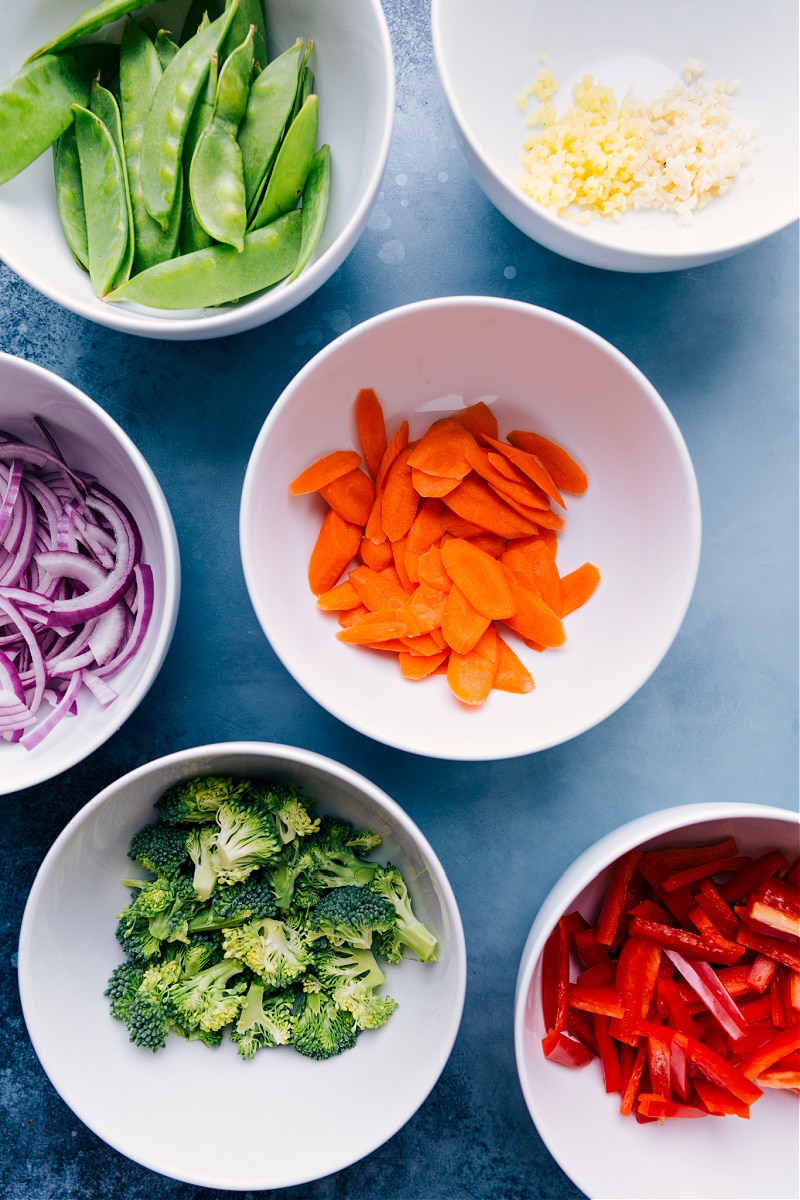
left=289, top=389, right=600, bottom=705
left=106, top=775, right=438, bottom=1058
left=538, top=833, right=800, bottom=1121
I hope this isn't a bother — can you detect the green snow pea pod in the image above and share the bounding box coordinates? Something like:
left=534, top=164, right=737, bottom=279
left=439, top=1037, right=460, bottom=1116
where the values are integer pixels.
left=25, top=0, right=154, bottom=62
left=181, top=0, right=223, bottom=43
left=155, top=30, right=180, bottom=72
left=53, top=124, right=89, bottom=270
left=221, top=0, right=267, bottom=70
left=179, top=49, right=218, bottom=254
left=238, top=37, right=305, bottom=214
left=141, top=0, right=238, bottom=230
left=106, top=208, right=302, bottom=308
left=89, top=79, right=135, bottom=287
left=119, top=17, right=182, bottom=273
left=287, top=142, right=330, bottom=282
left=249, top=93, right=318, bottom=232
left=72, top=104, right=129, bottom=297
left=0, top=53, right=90, bottom=185
left=189, top=27, right=254, bottom=251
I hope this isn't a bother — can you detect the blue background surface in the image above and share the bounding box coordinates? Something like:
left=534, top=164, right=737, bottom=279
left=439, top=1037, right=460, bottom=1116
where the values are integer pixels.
left=0, top=3, right=798, bottom=1197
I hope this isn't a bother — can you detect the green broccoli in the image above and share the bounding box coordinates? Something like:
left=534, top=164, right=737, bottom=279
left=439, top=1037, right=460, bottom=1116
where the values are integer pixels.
left=155, top=776, right=249, bottom=824
left=290, top=987, right=359, bottom=1059
left=309, top=884, right=395, bottom=950
left=185, top=825, right=221, bottom=901
left=370, top=864, right=438, bottom=963
left=316, top=814, right=382, bottom=855
left=307, top=826, right=379, bottom=892
left=222, top=917, right=310, bottom=989
left=188, top=870, right=277, bottom=933
left=105, top=958, right=179, bottom=1052
left=213, top=800, right=282, bottom=886
left=115, top=873, right=198, bottom=957
left=248, top=782, right=321, bottom=844
left=231, top=982, right=295, bottom=1059
left=127, top=821, right=192, bottom=878
left=314, top=944, right=398, bottom=1030
left=267, top=840, right=317, bottom=911
left=164, top=957, right=248, bottom=1036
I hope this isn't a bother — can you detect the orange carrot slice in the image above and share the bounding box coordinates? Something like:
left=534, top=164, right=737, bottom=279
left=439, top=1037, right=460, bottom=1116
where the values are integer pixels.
left=308, top=509, right=362, bottom=595
left=348, top=563, right=409, bottom=611
left=446, top=624, right=498, bottom=705
left=501, top=539, right=562, bottom=615
left=407, top=418, right=475, bottom=479
left=465, top=442, right=550, bottom=510
left=375, top=419, right=409, bottom=491
left=417, top=544, right=452, bottom=592
left=316, top=578, right=362, bottom=612
left=399, top=650, right=449, bottom=679
left=410, top=468, right=462, bottom=498
left=453, top=400, right=499, bottom=440
left=480, top=433, right=566, bottom=508
left=441, top=537, right=516, bottom=620
left=493, top=634, right=536, bottom=694
left=441, top=582, right=492, bottom=654
left=443, top=475, right=541, bottom=539
left=358, top=535, right=394, bottom=571
left=289, top=449, right=362, bottom=495
left=507, top=429, right=588, bottom=494
left=500, top=569, right=566, bottom=647
left=319, top=467, right=375, bottom=526
left=336, top=608, right=410, bottom=644
left=381, top=447, right=419, bottom=543
left=338, top=603, right=369, bottom=627
left=354, top=387, right=388, bottom=479
left=560, top=562, right=601, bottom=616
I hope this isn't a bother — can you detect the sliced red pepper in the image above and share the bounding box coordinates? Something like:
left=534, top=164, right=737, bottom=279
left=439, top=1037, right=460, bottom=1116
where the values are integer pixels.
left=608, top=935, right=662, bottom=1046
left=656, top=971, right=702, bottom=1038
left=647, top=1030, right=672, bottom=1100
left=746, top=953, right=778, bottom=993
left=687, top=906, right=747, bottom=959
left=718, top=850, right=790, bottom=903
left=716, top=964, right=756, bottom=997
left=736, top=924, right=800, bottom=973
left=595, top=848, right=642, bottom=948
left=628, top=915, right=745, bottom=964
left=645, top=836, right=739, bottom=870
left=572, top=925, right=611, bottom=968
left=541, top=1028, right=595, bottom=1068
left=576, top=960, right=616, bottom=988
left=695, top=877, right=741, bottom=940
left=619, top=1041, right=648, bottom=1116
left=746, top=878, right=800, bottom=939
left=737, top=1024, right=800, bottom=1080
left=566, top=1006, right=599, bottom=1055
left=662, top=854, right=750, bottom=893
left=636, top=1093, right=707, bottom=1121
left=592, top=1013, right=622, bottom=1093
left=770, top=970, right=791, bottom=1029
left=629, top=1021, right=763, bottom=1105
left=692, top=1077, right=751, bottom=1118
left=541, top=919, right=570, bottom=1033
left=568, top=984, right=625, bottom=1019
left=637, top=853, right=697, bottom=924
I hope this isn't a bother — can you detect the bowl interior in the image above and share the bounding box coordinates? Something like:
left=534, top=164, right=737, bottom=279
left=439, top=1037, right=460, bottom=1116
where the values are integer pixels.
left=18, top=742, right=466, bottom=1190
left=432, top=0, right=799, bottom=269
left=0, top=0, right=393, bottom=338
left=515, top=804, right=800, bottom=1200
left=240, top=297, right=700, bottom=760
left=0, top=353, right=179, bottom=794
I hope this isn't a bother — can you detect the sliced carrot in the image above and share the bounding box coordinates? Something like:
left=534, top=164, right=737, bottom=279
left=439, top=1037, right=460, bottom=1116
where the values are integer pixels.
left=501, top=539, right=562, bottom=615
left=465, top=532, right=506, bottom=558
left=417, top=544, right=452, bottom=592
left=560, top=562, right=601, bottom=617
left=465, top=441, right=550, bottom=510
left=407, top=499, right=447, bottom=556
left=289, top=449, right=362, bottom=495
left=410, top=467, right=461, bottom=498
left=364, top=491, right=386, bottom=544
left=308, top=509, right=362, bottom=595
left=400, top=632, right=447, bottom=656
left=399, top=650, right=449, bottom=679
left=507, top=429, right=588, bottom=494
left=336, top=608, right=410, bottom=644
left=316, top=578, right=362, bottom=612
left=441, top=537, right=516, bottom=620
left=443, top=475, right=541, bottom=539
left=390, top=533, right=413, bottom=593
left=500, top=568, right=566, bottom=648
left=453, top=400, right=499, bottom=440
left=407, top=418, right=475, bottom=479
left=441, top=582, right=492, bottom=654
left=480, top=433, right=566, bottom=508
left=405, top=582, right=448, bottom=635
left=319, top=467, right=375, bottom=526
left=493, top=634, right=536, bottom=694
left=381, top=448, right=419, bottom=543
left=486, top=450, right=529, bottom=484
left=358, top=535, right=394, bottom=571
left=439, top=510, right=492, bottom=539
left=446, top=624, right=498, bottom=705
left=354, top=387, right=388, bottom=479
left=375, top=419, right=409, bottom=491
left=338, top=603, right=369, bottom=628
left=348, top=563, right=409, bottom=612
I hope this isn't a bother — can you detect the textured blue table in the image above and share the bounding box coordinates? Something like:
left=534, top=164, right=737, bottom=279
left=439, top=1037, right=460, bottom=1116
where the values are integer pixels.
left=0, top=4, right=798, bottom=1198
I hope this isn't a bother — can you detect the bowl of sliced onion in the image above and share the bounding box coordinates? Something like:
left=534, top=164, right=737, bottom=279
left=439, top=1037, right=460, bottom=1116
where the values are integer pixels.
left=0, top=352, right=180, bottom=793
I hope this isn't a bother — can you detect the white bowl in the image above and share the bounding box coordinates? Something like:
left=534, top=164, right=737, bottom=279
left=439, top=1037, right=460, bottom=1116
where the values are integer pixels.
left=514, top=802, right=800, bottom=1200
left=0, top=352, right=180, bottom=794
left=0, top=0, right=394, bottom=339
left=18, top=741, right=466, bottom=1190
left=240, top=296, right=701, bottom=761
left=432, top=0, right=799, bottom=272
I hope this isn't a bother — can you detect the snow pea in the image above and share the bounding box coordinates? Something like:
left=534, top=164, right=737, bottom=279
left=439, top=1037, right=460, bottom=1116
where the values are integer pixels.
left=189, top=27, right=253, bottom=251
left=239, top=38, right=305, bottom=214
left=72, top=104, right=129, bottom=297
left=249, top=93, right=318, bottom=232
left=25, top=0, right=153, bottom=63
left=179, top=47, right=218, bottom=255
left=288, top=142, right=330, bottom=282
left=0, top=53, right=90, bottom=185
left=53, top=124, right=89, bottom=270
left=155, top=30, right=180, bottom=72
left=106, top=208, right=302, bottom=308
left=141, top=1, right=238, bottom=231
left=222, top=0, right=268, bottom=71
left=89, top=79, right=135, bottom=287
left=181, top=0, right=223, bottom=43
left=119, top=16, right=181, bottom=274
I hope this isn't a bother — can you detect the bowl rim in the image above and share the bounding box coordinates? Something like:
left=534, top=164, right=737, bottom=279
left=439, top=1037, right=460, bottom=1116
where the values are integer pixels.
left=0, top=351, right=181, bottom=794
left=430, top=0, right=799, bottom=270
left=17, top=739, right=468, bottom=1188
left=239, top=293, right=702, bottom=760
left=0, top=0, right=395, bottom=341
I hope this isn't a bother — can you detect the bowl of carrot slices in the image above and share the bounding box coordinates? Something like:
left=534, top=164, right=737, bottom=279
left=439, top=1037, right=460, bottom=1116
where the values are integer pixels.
left=514, top=802, right=800, bottom=1200
left=240, top=295, right=701, bottom=760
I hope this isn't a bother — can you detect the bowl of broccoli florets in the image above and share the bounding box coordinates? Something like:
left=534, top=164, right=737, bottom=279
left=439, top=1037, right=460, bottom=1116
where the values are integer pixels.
left=18, top=741, right=466, bottom=1189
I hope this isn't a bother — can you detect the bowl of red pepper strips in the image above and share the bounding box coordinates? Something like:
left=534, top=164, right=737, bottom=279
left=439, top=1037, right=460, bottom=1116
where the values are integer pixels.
left=514, top=803, right=799, bottom=1200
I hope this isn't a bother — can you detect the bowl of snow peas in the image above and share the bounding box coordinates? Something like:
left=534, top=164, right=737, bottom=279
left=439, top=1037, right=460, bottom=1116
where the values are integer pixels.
left=0, top=0, right=394, bottom=339
left=514, top=802, right=800, bottom=1200
left=18, top=740, right=467, bottom=1188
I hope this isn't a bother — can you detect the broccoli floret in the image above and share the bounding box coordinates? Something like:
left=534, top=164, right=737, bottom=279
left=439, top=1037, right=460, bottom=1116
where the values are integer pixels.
left=290, top=988, right=359, bottom=1059
left=105, top=958, right=180, bottom=1052
left=316, top=814, right=382, bottom=854
left=177, top=931, right=224, bottom=976
left=127, top=821, right=192, bottom=878
left=314, top=944, right=398, bottom=1030
left=155, top=775, right=249, bottom=824
left=164, top=957, right=248, bottom=1036
left=213, top=800, right=282, bottom=886
left=370, top=864, right=438, bottom=963
left=267, top=841, right=317, bottom=911
left=307, top=829, right=379, bottom=892
left=309, top=885, right=395, bottom=950
left=186, top=825, right=221, bottom=901
left=188, top=871, right=277, bottom=933
left=222, top=916, right=311, bottom=989
left=231, top=982, right=295, bottom=1059
left=248, top=782, right=321, bottom=844
left=115, top=873, right=199, bottom=959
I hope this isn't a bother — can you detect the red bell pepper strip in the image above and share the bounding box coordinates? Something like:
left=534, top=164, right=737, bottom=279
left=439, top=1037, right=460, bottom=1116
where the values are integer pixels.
left=656, top=971, right=702, bottom=1038
left=647, top=1030, right=672, bottom=1100
left=628, top=915, right=744, bottom=964
left=572, top=925, right=611, bottom=968
left=692, top=1077, right=751, bottom=1117
left=737, top=1025, right=800, bottom=1080
left=646, top=836, right=739, bottom=870
left=695, top=877, right=741, bottom=940
left=718, top=850, right=790, bottom=903
left=566, top=1007, right=599, bottom=1055
left=664, top=949, right=747, bottom=1041
left=541, top=1028, right=595, bottom=1068
left=608, top=935, right=662, bottom=1046
left=636, top=1094, right=707, bottom=1121
left=592, top=1013, right=622, bottom=1093
left=687, top=906, right=747, bottom=958
left=568, top=984, right=625, bottom=1019
left=736, top=924, right=800, bottom=973
left=746, top=879, right=800, bottom=939
left=595, top=848, right=642, bottom=948
left=629, top=1021, right=764, bottom=1105
left=576, top=960, right=616, bottom=988
left=662, top=854, right=750, bottom=893
left=746, top=954, right=778, bottom=993
left=770, top=971, right=791, bottom=1029
left=619, top=1041, right=648, bottom=1116
left=541, top=919, right=570, bottom=1033
left=715, top=964, right=756, bottom=997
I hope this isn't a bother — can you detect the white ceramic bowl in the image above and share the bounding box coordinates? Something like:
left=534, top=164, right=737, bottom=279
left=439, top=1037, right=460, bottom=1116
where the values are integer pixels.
left=432, top=0, right=799, bottom=272
left=0, top=0, right=394, bottom=339
left=514, top=802, right=800, bottom=1200
left=0, top=352, right=180, bottom=794
left=240, top=296, right=701, bottom=761
left=18, top=741, right=466, bottom=1190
